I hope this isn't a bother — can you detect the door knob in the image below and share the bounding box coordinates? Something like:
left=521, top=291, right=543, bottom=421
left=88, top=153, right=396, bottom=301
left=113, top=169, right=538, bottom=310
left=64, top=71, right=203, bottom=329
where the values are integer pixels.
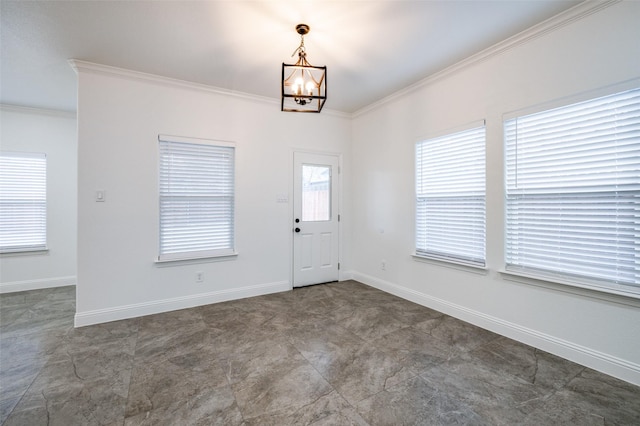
left=295, top=218, right=300, bottom=223
left=295, top=228, right=301, bottom=233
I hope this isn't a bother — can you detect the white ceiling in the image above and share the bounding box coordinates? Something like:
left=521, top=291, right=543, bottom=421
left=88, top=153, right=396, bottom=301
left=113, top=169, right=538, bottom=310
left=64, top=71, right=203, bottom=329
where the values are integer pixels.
left=1, top=0, right=583, bottom=114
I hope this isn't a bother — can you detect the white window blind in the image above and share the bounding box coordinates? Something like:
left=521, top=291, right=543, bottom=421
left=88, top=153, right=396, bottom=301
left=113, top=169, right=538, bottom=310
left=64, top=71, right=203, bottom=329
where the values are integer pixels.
left=505, top=87, right=640, bottom=296
left=0, top=152, right=47, bottom=253
left=159, top=137, right=235, bottom=261
left=416, top=124, right=486, bottom=267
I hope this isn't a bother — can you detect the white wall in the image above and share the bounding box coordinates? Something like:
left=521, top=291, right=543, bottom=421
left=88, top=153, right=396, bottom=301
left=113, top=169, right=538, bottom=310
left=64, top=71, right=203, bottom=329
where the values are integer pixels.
left=74, top=65, right=352, bottom=326
left=0, top=106, right=77, bottom=293
left=351, top=1, right=640, bottom=385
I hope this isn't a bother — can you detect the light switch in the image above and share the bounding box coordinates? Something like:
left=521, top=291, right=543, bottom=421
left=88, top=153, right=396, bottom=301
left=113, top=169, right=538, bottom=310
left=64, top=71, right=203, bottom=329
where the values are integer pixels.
left=96, top=190, right=105, bottom=202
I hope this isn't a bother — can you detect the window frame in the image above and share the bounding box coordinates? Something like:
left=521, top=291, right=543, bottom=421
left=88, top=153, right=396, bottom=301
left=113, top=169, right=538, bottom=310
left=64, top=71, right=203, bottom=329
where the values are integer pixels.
left=503, top=85, right=640, bottom=298
left=414, top=121, right=487, bottom=269
left=157, top=135, right=236, bottom=263
left=0, top=151, right=48, bottom=254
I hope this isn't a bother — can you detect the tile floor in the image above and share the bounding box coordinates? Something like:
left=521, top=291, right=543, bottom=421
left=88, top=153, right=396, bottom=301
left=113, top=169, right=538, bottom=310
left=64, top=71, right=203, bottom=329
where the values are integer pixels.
left=1, top=280, right=639, bottom=425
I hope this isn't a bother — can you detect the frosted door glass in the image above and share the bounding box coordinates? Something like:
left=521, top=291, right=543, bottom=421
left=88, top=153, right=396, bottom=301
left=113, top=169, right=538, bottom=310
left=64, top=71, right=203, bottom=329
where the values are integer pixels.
left=302, top=165, right=331, bottom=222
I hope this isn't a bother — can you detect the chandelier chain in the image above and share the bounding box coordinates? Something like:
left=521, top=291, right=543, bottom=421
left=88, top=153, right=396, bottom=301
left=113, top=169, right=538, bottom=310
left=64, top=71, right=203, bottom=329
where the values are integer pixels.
left=291, top=35, right=306, bottom=58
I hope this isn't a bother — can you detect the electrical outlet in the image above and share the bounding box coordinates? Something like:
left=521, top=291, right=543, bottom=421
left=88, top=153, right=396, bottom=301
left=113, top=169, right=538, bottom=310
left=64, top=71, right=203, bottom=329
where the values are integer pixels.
left=195, top=271, right=204, bottom=283
left=381, top=260, right=386, bottom=271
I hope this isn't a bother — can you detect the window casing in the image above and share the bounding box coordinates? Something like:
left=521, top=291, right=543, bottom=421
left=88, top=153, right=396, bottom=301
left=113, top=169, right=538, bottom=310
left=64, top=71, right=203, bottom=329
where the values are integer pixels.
left=505, top=87, right=640, bottom=296
left=415, top=124, right=486, bottom=267
left=0, top=152, right=47, bottom=253
left=158, top=136, right=235, bottom=261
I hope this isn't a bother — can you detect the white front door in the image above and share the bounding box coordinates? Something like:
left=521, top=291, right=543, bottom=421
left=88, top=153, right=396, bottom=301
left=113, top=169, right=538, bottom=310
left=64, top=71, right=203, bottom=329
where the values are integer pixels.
left=293, top=152, right=339, bottom=287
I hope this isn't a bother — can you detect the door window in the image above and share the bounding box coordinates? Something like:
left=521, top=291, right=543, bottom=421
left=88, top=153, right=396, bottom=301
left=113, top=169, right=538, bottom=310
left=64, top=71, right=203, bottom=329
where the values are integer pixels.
left=301, top=164, right=331, bottom=222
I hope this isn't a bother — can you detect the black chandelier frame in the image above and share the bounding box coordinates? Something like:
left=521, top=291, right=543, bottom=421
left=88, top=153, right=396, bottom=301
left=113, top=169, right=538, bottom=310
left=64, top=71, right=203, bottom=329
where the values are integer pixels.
left=281, top=24, right=327, bottom=113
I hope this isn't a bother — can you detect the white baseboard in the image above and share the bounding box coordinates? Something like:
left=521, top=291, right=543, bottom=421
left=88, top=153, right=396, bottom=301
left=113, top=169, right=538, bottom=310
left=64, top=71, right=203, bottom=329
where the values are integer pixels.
left=339, top=270, right=355, bottom=281
left=74, top=280, right=291, bottom=327
left=0, top=276, right=76, bottom=294
left=352, top=271, right=640, bottom=387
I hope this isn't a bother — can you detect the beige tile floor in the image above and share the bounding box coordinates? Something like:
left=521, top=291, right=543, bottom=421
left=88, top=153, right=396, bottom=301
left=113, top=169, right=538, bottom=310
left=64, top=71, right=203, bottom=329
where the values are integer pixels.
left=1, top=281, right=639, bottom=425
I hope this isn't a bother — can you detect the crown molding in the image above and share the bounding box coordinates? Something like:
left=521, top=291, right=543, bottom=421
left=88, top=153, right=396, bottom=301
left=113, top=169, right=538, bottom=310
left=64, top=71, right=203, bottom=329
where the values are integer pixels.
left=68, top=59, right=350, bottom=119
left=68, top=59, right=276, bottom=105
left=353, top=0, right=621, bottom=118
left=0, top=103, right=76, bottom=118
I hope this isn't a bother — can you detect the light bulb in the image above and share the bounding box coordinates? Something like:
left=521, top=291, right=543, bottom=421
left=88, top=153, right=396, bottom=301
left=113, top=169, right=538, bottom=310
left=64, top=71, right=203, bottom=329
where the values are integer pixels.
left=306, top=81, right=314, bottom=95
left=294, top=77, right=305, bottom=96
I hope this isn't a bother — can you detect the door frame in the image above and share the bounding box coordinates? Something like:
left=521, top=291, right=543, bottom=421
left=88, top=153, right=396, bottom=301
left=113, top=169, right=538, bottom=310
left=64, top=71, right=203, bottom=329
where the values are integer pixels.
left=289, top=148, right=343, bottom=289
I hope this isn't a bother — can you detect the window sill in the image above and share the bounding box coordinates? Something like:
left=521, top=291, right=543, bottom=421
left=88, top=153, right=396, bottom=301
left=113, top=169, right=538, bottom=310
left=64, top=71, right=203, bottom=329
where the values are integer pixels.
left=154, top=252, right=238, bottom=267
left=412, top=253, right=488, bottom=275
left=499, top=269, right=640, bottom=308
left=0, top=248, right=49, bottom=257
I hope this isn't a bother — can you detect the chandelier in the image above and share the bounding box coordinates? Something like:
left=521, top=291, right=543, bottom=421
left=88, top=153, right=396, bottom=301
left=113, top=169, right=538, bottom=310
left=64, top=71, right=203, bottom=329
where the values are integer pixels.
left=281, top=24, right=327, bottom=113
